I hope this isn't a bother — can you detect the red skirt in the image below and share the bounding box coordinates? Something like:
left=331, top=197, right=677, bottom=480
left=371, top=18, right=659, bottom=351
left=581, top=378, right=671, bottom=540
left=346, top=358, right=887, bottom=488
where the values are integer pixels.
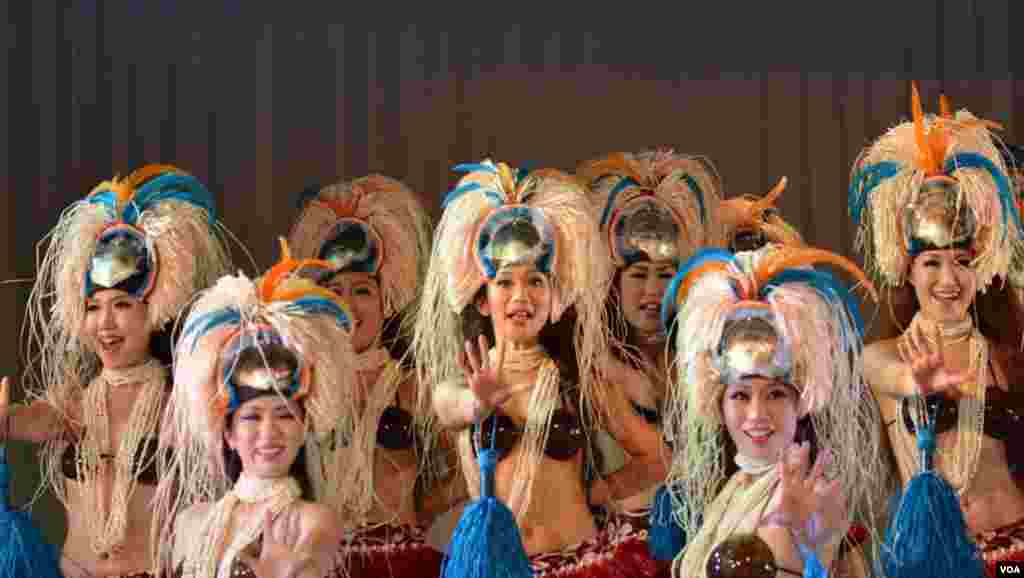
left=976, top=516, right=1024, bottom=578
left=528, top=515, right=661, bottom=578
left=336, top=523, right=444, bottom=578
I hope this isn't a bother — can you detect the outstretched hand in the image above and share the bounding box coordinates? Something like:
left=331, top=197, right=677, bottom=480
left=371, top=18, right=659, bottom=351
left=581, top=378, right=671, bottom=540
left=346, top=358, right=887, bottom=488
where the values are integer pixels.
left=236, top=510, right=317, bottom=578
left=762, top=442, right=846, bottom=550
left=457, top=335, right=513, bottom=422
left=897, top=321, right=974, bottom=398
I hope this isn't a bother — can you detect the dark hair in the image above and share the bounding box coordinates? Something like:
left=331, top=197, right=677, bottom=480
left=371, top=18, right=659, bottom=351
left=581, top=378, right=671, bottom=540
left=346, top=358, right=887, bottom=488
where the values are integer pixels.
left=880, top=269, right=1024, bottom=351
left=604, top=266, right=678, bottom=370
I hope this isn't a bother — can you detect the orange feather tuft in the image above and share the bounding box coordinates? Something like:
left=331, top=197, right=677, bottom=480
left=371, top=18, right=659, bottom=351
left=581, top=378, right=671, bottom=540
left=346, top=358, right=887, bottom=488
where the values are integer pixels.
left=939, top=94, right=953, bottom=119
left=676, top=261, right=741, bottom=307
left=752, top=247, right=878, bottom=302
left=577, top=153, right=646, bottom=187
left=121, top=164, right=186, bottom=190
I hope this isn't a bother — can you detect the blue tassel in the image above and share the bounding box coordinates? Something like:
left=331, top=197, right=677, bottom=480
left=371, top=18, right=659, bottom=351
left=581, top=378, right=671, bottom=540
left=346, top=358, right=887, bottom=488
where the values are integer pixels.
left=797, top=543, right=829, bottom=578
left=441, top=448, right=533, bottom=578
left=881, top=421, right=985, bottom=578
left=648, top=483, right=687, bottom=560
left=0, top=448, right=62, bottom=578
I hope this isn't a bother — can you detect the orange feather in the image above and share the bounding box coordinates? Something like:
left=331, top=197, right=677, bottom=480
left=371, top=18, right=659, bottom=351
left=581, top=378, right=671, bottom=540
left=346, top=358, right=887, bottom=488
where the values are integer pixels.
left=752, top=247, right=878, bottom=302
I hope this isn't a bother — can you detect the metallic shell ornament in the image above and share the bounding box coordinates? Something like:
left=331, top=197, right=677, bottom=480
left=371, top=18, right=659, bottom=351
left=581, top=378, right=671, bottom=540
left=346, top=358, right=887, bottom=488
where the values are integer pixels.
left=609, top=195, right=683, bottom=265
left=317, top=218, right=382, bottom=275
left=714, top=311, right=793, bottom=385
left=475, top=205, right=556, bottom=277
left=220, top=328, right=303, bottom=410
left=86, top=224, right=156, bottom=297
left=904, top=177, right=977, bottom=253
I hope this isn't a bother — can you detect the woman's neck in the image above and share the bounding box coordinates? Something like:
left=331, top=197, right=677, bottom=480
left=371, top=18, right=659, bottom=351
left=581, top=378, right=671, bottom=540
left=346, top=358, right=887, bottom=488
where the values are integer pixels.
left=912, top=312, right=975, bottom=345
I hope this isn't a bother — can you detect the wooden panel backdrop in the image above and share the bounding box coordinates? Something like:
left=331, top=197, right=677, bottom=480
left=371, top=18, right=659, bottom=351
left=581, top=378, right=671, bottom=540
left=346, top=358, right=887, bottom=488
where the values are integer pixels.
left=3, top=0, right=1022, bottom=543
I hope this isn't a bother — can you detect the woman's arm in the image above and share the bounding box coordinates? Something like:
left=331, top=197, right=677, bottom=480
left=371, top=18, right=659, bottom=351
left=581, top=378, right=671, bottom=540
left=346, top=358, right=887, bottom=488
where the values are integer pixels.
left=590, top=373, right=668, bottom=505
left=1, top=377, right=68, bottom=444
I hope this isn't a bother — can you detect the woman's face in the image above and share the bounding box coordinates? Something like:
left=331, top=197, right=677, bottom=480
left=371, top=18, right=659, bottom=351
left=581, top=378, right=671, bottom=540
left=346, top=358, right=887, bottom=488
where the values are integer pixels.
left=618, top=260, right=675, bottom=339
left=326, top=271, right=384, bottom=353
left=477, top=264, right=552, bottom=346
left=224, top=371, right=306, bottom=480
left=908, top=249, right=976, bottom=323
left=721, top=376, right=800, bottom=463
left=83, top=289, right=152, bottom=369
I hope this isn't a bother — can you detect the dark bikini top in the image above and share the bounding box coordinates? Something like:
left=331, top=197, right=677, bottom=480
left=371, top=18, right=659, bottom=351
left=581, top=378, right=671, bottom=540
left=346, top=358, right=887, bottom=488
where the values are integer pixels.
left=377, top=400, right=416, bottom=451
left=471, top=408, right=585, bottom=462
left=61, top=434, right=161, bottom=486
left=328, top=391, right=416, bottom=452
left=898, top=357, right=1024, bottom=442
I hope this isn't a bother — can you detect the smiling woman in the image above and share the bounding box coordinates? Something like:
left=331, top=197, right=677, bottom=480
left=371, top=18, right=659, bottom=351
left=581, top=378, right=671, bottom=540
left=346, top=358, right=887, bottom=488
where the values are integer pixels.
left=850, top=83, right=1024, bottom=578
left=1, top=165, right=233, bottom=578
left=154, top=244, right=353, bottom=578
left=660, top=244, right=888, bottom=578
left=415, top=159, right=668, bottom=578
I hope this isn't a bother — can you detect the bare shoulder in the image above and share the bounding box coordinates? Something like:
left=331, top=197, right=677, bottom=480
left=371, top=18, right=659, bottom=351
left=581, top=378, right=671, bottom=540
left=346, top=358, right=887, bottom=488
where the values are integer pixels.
left=293, top=500, right=342, bottom=542
left=600, top=355, right=655, bottom=406
left=863, top=338, right=901, bottom=376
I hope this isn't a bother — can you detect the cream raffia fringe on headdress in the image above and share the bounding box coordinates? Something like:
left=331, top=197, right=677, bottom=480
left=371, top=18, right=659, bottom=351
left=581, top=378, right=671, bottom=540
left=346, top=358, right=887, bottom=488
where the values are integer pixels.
left=662, top=245, right=891, bottom=576
left=152, top=240, right=359, bottom=576
left=577, top=148, right=724, bottom=255
left=849, top=84, right=1024, bottom=290
left=287, top=174, right=441, bottom=524
left=287, top=174, right=432, bottom=318
left=413, top=159, right=613, bottom=521
left=24, top=165, right=234, bottom=423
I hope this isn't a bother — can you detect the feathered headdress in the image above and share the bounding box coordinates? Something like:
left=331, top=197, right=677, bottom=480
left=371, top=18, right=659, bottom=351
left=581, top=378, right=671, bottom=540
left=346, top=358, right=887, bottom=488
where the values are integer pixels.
left=849, top=82, right=1024, bottom=290
left=660, top=244, right=888, bottom=570
left=25, top=164, right=234, bottom=410
left=718, top=176, right=805, bottom=252
left=153, top=239, right=359, bottom=572
left=577, top=148, right=723, bottom=268
left=287, top=174, right=432, bottom=319
left=413, top=159, right=612, bottom=520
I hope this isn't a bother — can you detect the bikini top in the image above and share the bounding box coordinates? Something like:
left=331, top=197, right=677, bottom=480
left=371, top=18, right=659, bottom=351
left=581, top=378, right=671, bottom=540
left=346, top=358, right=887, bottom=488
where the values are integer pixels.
left=471, top=408, right=585, bottom=462
left=61, top=434, right=161, bottom=486
left=898, top=357, right=1024, bottom=442
left=328, top=390, right=416, bottom=452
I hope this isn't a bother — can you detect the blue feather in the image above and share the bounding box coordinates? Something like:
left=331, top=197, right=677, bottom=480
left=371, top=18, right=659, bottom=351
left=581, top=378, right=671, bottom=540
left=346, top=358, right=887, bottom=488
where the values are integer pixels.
left=599, top=177, right=641, bottom=227
left=452, top=162, right=499, bottom=175
left=294, top=184, right=322, bottom=210
left=797, top=543, right=829, bottom=578
left=122, top=173, right=218, bottom=225
left=945, top=152, right=1024, bottom=236
left=660, top=248, right=737, bottom=332
left=760, top=268, right=866, bottom=340
left=281, top=297, right=353, bottom=331
left=848, top=161, right=902, bottom=226
left=84, top=189, right=122, bottom=216
left=440, top=448, right=533, bottom=578
left=680, top=173, right=707, bottom=224
left=181, top=307, right=242, bottom=351
left=0, top=450, right=62, bottom=578
left=441, top=182, right=504, bottom=210
left=648, top=483, right=687, bottom=560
